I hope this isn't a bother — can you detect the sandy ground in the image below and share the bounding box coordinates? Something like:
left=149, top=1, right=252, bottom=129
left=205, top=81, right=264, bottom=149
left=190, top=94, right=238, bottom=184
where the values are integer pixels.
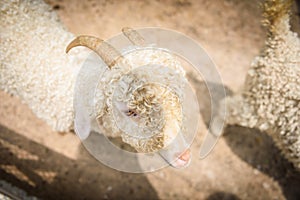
left=0, top=0, right=300, bottom=199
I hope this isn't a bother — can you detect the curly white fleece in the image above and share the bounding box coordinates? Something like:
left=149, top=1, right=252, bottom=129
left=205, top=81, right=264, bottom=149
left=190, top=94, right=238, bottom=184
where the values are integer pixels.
left=226, top=0, right=300, bottom=169
left=0, top=0, right=187, bottom=152
left=0, top=0, right=91, bottom=131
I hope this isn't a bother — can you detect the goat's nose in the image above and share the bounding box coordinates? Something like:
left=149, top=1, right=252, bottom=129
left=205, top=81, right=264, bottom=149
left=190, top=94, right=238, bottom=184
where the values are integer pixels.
left=173, top=149, right=191, bottom=168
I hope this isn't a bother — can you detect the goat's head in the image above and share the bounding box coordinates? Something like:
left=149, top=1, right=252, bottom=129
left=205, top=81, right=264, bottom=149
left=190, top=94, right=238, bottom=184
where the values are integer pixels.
left=66, top=29, right=195, bottom=168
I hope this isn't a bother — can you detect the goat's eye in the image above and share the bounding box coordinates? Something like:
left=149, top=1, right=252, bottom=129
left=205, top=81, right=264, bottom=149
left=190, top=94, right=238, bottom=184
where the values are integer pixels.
left=125, top=110, right=138, bottom=117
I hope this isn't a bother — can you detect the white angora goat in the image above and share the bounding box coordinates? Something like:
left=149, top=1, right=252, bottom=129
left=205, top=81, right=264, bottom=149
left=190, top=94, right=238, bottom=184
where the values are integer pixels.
left=0, top=0, right=191, bottom=168
left=226, top=0, right=300, bottom=170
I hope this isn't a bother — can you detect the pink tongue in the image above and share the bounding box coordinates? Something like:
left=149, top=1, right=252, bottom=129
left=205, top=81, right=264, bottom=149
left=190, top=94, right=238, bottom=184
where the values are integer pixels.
left=179, top=149, right=191, bottom=161
left=174, top=149, right=191, bottom=168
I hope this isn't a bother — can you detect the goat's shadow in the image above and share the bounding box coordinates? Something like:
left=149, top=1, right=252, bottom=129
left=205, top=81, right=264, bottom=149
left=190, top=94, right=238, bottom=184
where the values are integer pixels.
left=0, top=125, right=159, bottom=200
left=224, top=125, right=300, bottom=200
left=205, top=191, right=241, bottom=200
left=188, top=74, right=300, bottom=200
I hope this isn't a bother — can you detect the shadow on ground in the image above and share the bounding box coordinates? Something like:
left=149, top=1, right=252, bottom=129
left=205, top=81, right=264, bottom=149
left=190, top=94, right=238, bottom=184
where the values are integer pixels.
left=205, top=191, right=241, bottom=200
left=223, top=125, right=300, bottom=200
left=193, top=80, right=300, bottom=200
left=188, top=75, right=300, bottom=200
left=0, top=125, right=159, bottom=200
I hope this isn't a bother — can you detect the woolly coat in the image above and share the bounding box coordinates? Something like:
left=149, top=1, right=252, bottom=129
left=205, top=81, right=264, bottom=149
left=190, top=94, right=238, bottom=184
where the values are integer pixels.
left=0, top=0, right=186, bottom=154
left=226, top=0, right=300, bottom=169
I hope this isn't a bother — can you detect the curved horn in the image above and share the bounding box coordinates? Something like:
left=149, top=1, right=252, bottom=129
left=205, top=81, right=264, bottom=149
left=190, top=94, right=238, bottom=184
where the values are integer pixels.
left=66, top=35, right=123, bottom=68
left=122, top=27, right=146, bottom=46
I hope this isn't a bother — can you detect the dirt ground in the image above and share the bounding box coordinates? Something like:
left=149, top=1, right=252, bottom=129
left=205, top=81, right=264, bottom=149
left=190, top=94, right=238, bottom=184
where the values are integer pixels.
left=0, top=0, right=300, bottom=199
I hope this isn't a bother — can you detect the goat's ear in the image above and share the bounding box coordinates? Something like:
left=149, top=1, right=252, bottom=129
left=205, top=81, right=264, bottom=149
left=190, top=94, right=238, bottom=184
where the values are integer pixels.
left=66, top=35, right=124, bottom=69
left=74, top=104, right=91, bottom=140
